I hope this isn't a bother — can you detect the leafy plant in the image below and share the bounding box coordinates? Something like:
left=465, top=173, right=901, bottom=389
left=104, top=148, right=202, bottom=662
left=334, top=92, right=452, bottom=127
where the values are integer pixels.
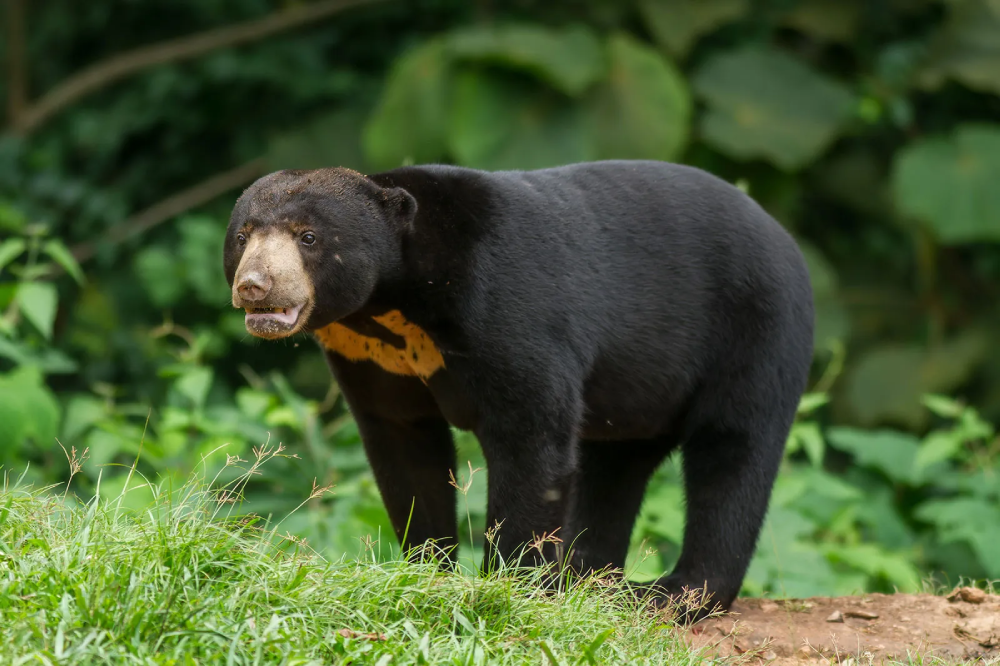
left=629, top=392, right=1000, bottom=597
left=892, top=124, right=1000, bottom=244
left=361, top=23, right=691, bottom=172
left=0, top=208, right=84, bottom=464
left=692, top=45, right=857, bottom=170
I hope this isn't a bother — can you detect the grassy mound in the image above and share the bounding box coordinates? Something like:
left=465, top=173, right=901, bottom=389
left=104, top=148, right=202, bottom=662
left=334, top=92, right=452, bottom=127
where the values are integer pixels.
left=0, top=459, right=698, bottom=665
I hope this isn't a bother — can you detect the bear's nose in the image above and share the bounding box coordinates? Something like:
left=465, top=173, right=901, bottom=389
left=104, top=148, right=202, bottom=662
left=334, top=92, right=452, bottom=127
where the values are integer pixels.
left=237, top=272, right=272, bottom=302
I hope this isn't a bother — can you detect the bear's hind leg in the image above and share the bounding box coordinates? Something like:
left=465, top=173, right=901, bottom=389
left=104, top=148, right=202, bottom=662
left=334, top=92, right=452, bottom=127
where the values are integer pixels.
left=648, top=411, right=794, bottom=621
left=565, top=438, right=674, bottom=577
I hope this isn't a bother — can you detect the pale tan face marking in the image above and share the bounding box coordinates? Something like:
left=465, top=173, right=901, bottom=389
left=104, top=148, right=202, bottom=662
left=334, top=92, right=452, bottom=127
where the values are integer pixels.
left=315, top=310, right=446, bottom=382
left=232, top=229, right=315, bottom=339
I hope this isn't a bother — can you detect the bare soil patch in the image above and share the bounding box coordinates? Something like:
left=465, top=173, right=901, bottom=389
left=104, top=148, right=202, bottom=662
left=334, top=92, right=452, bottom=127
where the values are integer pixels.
left=685, top=588, right=1000, bottom=664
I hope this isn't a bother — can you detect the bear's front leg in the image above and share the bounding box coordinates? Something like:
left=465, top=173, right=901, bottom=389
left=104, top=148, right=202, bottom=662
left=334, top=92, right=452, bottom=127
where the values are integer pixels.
left=474, top=392, right=582, bottom=575
left=352, top=411, right=460, bottom=564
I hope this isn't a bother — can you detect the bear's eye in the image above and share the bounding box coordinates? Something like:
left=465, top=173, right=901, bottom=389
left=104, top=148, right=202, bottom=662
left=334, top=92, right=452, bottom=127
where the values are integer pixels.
left=237, top=233, right=247, bottom=246
left=301, top=232, right=316, bottom=246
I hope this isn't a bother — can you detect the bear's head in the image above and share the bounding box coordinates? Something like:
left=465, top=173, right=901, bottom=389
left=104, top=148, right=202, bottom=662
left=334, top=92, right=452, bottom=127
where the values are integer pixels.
left=224, top=168, right=416, bottom=339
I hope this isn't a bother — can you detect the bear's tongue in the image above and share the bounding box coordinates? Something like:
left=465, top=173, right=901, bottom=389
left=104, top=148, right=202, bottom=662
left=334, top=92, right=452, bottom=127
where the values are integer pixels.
left=245, top=303, right=303, bottom=326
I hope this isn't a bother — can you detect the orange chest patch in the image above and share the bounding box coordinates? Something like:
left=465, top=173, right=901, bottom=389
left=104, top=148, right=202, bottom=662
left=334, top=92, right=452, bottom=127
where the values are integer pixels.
left=314, top=310, right=445, bottom=380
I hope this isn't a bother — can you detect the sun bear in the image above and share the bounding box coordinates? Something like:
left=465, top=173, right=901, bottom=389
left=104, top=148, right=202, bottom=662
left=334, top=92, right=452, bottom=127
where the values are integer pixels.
left=223, top=160, right=814, bottom=620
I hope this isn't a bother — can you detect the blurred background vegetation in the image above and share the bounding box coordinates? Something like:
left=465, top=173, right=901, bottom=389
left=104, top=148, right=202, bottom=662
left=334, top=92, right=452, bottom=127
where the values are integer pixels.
left=1, top=0, right=999, bottom=599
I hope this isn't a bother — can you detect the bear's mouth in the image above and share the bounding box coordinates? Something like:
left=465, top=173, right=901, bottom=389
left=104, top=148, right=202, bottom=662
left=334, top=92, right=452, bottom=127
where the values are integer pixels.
left=244, top=303, right=306, bottom=338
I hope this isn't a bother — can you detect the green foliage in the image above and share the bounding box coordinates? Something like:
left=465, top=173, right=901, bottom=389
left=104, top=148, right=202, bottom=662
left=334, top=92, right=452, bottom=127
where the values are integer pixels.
left=893, top=124, right=1000, bottom=244
left=133, top=215, right=229, bottom=308
left=0, top=239, right=27, bottom=272
left=591, top=34, right=691, bottom=161
left=919, top=0, right=1000, bottom=95
left=267, top=107, right=372, bottom=172
left=0, top=366, right=60, bottom=459
left=363, top=37, right=454, bottom=170
left=0, top=223, right=83, bottom=464
left=692, top=46, right=856, bottom=170
left=362, top=22, right=691, bottom=171
left=16, top=281, right=58, bottom=340
left=630, top=393, right=1000, bottom=596
left=448, top=70, right=595, bottom=170
left=845, top=333, right=988, bottom=429
left=447, top=23, right=607, bottom=96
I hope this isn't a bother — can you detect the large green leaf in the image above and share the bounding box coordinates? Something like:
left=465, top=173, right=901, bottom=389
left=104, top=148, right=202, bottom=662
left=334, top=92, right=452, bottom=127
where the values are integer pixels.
left=637, top=0, right=748, bottom=57
left=826, top=427, right=921, bottom=485
left=919, top=0, right=1000, bottom=95
left=892, top=124, right=1000, bottom=244
left=822, top=543, right=921, bottom=591
left=855, top=486, right=916, bottom=550
left=447, top=23, right=605, bottom=97
left=174, top=367, right=214, bottom=411
left=589, top=33, right=691, bottom=162
left=845, top=332, right=988, bottom=429
left=0, top=366, right=60, bottom=457
left=915, top=498, right=1000, bottom=577
left=692, top=46, right=856, bottom=170
left=748, top=506, right=864, bottom=598
left=914, top=430, right=965, bottom=473
left=42, top=239, right=85, bottom=285
left=267, top=105, right=372, bottom=173
left=83, top=428, right=130, bottom=469
left=61, top=394, right=107, bottom=445
left=16, top=282, right=58, bottom=340
left=447, top=70, right=596, bottom=171
left=362, top=38, right=452, bottom=170
left=0, top=238, right=27, bottom=272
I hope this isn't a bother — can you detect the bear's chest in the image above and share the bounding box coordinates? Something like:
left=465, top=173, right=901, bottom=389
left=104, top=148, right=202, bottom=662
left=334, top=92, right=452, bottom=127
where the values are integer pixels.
left=314, top=310, right=445, bottom=382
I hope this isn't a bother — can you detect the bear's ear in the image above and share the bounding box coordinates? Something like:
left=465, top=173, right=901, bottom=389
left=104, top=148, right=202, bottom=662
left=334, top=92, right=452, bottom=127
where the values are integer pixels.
left=381, top=186, right=418, bottom=232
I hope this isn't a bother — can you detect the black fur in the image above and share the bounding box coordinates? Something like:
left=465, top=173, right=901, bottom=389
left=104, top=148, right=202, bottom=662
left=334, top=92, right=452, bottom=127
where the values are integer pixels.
left=223, top=160, right=815, bottom=620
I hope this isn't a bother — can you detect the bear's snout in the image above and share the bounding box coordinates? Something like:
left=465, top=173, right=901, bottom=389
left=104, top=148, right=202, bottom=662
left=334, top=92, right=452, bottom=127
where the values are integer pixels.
left=230, top=229, right=315, bottom=339
left=237, top=271, right=272, bottom=302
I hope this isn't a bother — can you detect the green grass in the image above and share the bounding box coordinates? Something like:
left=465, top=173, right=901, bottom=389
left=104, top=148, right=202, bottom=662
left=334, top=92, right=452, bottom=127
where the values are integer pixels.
left=0, top=454, right=703, bottom=665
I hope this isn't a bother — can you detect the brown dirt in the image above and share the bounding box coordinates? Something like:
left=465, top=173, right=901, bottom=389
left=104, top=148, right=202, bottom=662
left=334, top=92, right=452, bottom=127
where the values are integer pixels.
left=684, top=588, right=1000, bottom=664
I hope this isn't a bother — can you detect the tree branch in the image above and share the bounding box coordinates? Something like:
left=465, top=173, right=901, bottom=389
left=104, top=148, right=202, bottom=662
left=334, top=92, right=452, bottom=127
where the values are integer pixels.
left=9, top=0, right=386, bottom=135
left=5, top=0, right=28, bottom=128
left=69, top=158, right=266, bottom=265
